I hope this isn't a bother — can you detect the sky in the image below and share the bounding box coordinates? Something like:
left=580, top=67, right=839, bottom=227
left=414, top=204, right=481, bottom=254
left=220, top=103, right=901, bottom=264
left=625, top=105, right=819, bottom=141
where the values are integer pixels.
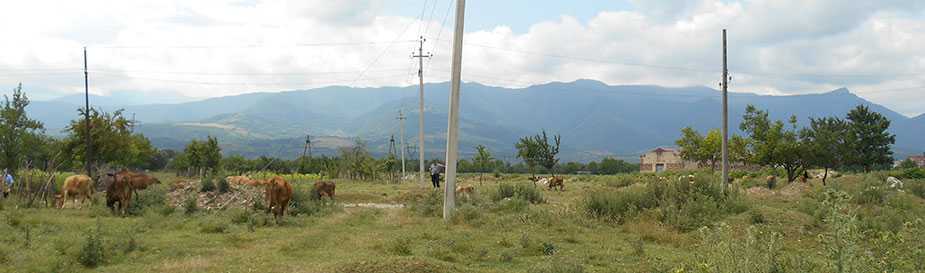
left=1, top=0, right=924, bottom=117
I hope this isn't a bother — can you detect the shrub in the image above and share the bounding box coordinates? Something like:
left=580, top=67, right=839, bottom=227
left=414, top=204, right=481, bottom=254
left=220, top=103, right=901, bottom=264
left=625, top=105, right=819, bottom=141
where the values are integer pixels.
left=409, top=191, right=443, bottom=217
left=183, top=195, right=198, bottom=215
left=906, top=179, right=925, bottom=199
left=78, top=221, right=104, bottom=268
left=387, top=237, right=413, bottom=256
left=127, top=185, right=167, bottom=216
left=199, top=218, right=229, bottom=234
left=542, top=242, right=557, bottom=256
left=289, top=188, right=330, bottom=217
left=200, top=177, right=216, bottom=193
left=605, top=175, right=636, bottom=188
left=489, top=183, right=544, bottom=204
left=217, top=177, right=231, bottom=194
left=584, top=187, right=650, bottom=223
left=853, top=180, right=886, bottom=205
left=452, top=203, right=481, bottom=224
left=584, top=176, right=747, bottom=231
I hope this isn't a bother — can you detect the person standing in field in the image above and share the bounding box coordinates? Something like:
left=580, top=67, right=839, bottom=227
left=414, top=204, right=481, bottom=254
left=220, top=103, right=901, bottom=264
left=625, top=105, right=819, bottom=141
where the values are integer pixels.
left=430, top=162, right=445, bottom=189
left=2, top=169, right=13, bottom=198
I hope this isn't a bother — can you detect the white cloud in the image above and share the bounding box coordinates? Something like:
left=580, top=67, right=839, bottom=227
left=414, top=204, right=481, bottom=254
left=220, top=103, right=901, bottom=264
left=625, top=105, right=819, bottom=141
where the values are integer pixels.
left=1, top=0, right=924, bottom=116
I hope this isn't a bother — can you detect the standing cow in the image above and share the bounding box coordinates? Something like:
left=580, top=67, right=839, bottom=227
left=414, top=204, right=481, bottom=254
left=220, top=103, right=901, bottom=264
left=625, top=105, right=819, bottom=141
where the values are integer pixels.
left=264, top=176, right=293, bottom=223
left=105, top=170, right=161, bottom=216
left=58, top=175, right=94, bottom=209
left=313, top=181, right=336, bottom=203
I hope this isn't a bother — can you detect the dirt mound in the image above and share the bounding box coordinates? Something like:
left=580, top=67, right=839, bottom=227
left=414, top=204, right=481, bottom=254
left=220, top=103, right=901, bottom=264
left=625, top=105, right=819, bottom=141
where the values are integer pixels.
left=167, top=179, right=266, bottom=211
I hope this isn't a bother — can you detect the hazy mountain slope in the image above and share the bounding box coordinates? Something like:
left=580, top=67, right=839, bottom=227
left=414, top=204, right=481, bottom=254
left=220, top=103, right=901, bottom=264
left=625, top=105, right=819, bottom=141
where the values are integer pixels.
left=34, top=80, right=925, bottom=161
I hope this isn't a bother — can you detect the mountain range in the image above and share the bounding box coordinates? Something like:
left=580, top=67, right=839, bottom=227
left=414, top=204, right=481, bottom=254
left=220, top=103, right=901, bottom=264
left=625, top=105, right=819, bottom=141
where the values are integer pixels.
left=28, top=80, right=925, bottom=162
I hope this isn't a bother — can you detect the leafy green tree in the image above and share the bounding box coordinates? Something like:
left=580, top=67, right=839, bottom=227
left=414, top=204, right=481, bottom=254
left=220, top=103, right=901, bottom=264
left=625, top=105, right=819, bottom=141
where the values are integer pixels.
left=897, top=159, right=918, bottom=169
left=801, top=117, right=849, bottom=184
left=64, top=108, right=155, bottom=171
left=676, top=127, right=722, bottom=170
left=729, top=134, right=751, bottom=166
left=222, top=154, right=252, bottom=175
left=845, top=105, right=895, bottom=172
left=181, top=136, right=222, bottom=176
left=597, top=157, right=637, bottom=174
left=516, top=130, right=561, bottom=180
left=740, top=105, right=806, bottom=182
left=0, top=84, right=44, bottom=173
left=472, top=145, right=494, bottom=185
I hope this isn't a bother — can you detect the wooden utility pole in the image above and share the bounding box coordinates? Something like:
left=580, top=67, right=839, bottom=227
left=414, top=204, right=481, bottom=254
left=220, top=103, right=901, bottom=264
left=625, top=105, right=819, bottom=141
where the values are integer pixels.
left=721, top=29, right=730, bottom=193
left=412, top=36, right=432, bottom=186
left=302, top=135, right=311, bottom=159
left=83, top=47, right=92, bottom=179
left=397, top=110, right=407, bottom=178
left=443, top=0, right=466, bottom=222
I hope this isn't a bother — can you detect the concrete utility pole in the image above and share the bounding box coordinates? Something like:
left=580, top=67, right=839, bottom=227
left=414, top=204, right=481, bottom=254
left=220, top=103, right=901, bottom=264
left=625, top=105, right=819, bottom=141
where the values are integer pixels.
left=443, top=0, right=466, bottom=222
left=397, top=110, right=407, bottom=178
left=721, top=29, right=730, bottom=193
left=83, top=47, right=92, bottom=179
left=412, top=36, right=432, bottom=186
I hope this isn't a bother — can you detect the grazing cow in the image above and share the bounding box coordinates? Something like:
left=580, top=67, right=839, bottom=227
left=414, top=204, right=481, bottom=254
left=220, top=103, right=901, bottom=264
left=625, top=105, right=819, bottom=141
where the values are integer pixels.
left=313, top=181, right=336, bottom=202
left=226, top=175, right=259, bottom=186
left=264, top=176, right=293, bottom=222
left=105, top=172, right=134, bottom=216
left=456, top=185, right=475, bottom=198
left=547, top=176, right=565, bottom=191
left=59, top=175, right=94, bottom=209
left=766, top=175, right=777, bottom=190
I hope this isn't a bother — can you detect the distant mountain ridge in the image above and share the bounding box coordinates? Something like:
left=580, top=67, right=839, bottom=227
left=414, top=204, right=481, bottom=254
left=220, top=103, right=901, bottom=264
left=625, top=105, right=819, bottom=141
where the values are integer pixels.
left=27, top=80, right=925, bottom=162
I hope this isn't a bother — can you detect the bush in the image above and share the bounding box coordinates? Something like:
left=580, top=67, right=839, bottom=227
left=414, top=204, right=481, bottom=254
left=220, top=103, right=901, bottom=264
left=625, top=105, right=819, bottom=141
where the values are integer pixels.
left=584, top=175, right=747, bottom=231
left=217, top=177, right=231, bottom=194
left=127, top=185, right=167, bottom=216
left=199, top=217, right=229, bottom=234
left=78, top=221, right=104, bottom=268
left=906, top=179, right=925, bottom=199
left=489, top=183, right=544, bottom=204
left=288, top=188, right=328, bottom=216
left=183, top=195, right=198, bottom=215
left=387, top=237, right=413, bottom=256
left=409, top=191, right=443, bottom=217
left=542, top=242, right=557, bottom=256
left=200, top=177, right=216, bottom=192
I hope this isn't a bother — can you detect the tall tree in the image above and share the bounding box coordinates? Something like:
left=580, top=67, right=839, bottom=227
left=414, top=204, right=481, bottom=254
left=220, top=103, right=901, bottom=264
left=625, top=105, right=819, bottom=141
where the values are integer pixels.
left=472, top=145, right=494, bottom=185
left=845, top=105, right=895, bottom=172
left=516, top=130, right=560, bottom=181
left=676, top=127, right=721, bottom=170
left=65, top=108, right=155, bottom=171
left=0, top=84, right=44, bottom=173
left=801, top=117, right=849, bottom=185
left=740, top=105, right=805, bottom=182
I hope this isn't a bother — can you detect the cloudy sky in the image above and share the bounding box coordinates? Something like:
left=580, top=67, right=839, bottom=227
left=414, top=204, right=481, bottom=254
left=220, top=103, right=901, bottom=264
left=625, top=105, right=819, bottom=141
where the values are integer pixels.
left=1, top=0, right=924, bottom=116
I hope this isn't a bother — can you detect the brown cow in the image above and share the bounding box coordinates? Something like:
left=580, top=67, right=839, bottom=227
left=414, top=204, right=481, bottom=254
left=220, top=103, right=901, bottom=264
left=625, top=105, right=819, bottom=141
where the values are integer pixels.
left=264, top=176, right=292, bottom=222
left=455, top=185, right=475, bottom=199
left=547, top=176, right=565, bottom=191
left=766, top=175, right=777, bottom=190
left=105, top=170, right=160, bottom=215
left=106, top=172, right=133, bottom=216
left=313, top=181, right=336, bottom=202
left=59, top=175, right=94, bottom=209
left=227, top=175, right=259, bottom=186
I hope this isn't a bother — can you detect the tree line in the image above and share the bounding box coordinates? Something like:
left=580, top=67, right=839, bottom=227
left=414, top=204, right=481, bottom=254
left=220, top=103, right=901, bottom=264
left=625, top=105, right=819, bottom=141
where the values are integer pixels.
left=677, top=104, right=896, bottom=183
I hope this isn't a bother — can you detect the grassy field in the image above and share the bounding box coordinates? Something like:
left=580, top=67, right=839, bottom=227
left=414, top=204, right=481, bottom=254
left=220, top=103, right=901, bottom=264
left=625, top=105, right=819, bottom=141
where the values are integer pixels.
left=1, top=170, right=924, bottom=273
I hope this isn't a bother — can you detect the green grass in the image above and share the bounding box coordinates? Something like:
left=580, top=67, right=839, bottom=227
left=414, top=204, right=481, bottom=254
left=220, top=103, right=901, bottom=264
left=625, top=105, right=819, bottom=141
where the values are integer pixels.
left=0, top=171, right=923, bottom=272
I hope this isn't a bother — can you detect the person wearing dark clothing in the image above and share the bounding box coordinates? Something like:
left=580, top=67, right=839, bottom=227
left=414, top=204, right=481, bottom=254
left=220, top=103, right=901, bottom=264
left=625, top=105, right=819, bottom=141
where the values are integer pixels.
left=430, top=162, right=444, bottom=189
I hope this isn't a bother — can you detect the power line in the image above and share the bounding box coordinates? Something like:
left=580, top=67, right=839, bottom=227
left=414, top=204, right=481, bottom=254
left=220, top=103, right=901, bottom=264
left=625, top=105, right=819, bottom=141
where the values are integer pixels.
left=92, top=40, right=418, bottom=49
left=88, top=67, right=409, bottom=76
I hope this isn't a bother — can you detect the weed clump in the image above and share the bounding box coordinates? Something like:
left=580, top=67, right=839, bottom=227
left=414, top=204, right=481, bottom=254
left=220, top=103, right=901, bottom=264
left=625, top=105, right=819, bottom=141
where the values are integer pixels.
left=583, top=175, right=747, bottom=231
left=490, top=182, right=544, bottom=204
left=78, top=221, right=104, bottom=268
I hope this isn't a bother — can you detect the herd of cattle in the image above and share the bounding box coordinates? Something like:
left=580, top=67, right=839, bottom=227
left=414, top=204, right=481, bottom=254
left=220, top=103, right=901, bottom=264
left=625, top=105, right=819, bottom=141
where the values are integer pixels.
left=54, top=171, right=337, bottom=221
